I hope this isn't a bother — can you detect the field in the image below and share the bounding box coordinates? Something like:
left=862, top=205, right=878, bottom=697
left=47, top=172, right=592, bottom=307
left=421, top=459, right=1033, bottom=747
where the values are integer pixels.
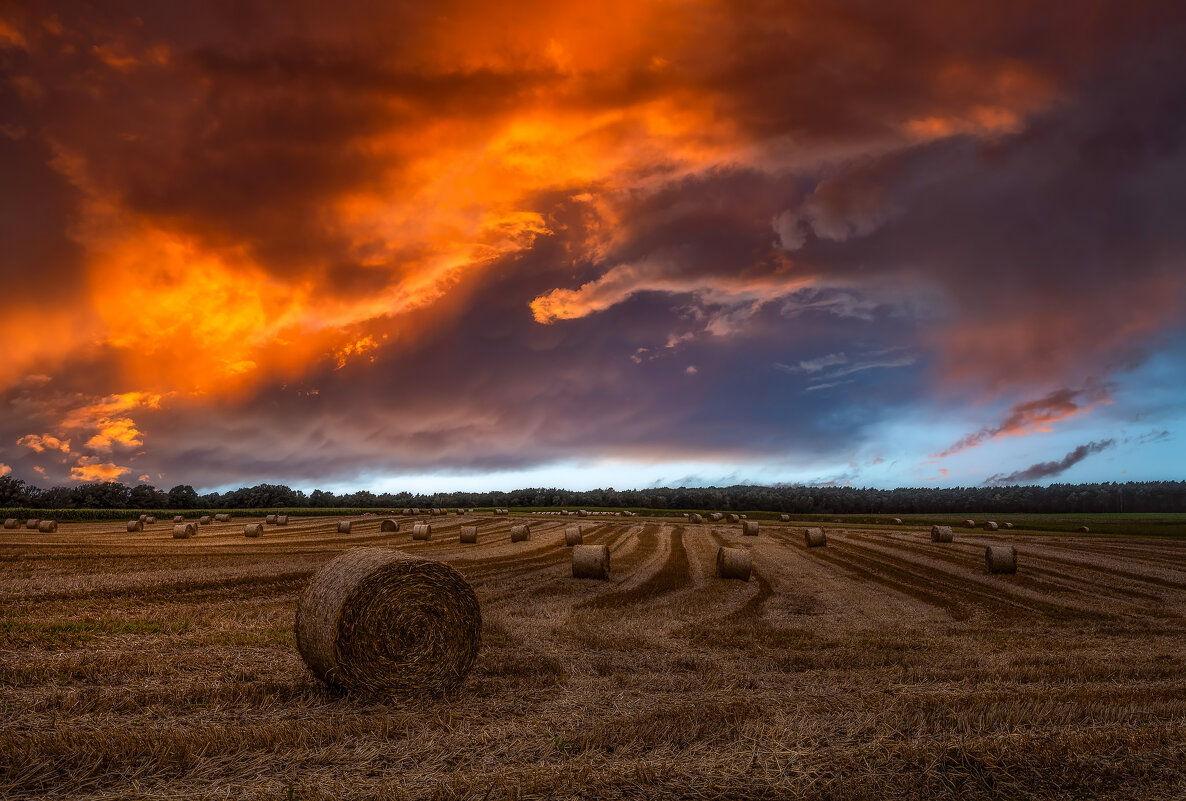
left=2, top=514, right=1185, bottom=800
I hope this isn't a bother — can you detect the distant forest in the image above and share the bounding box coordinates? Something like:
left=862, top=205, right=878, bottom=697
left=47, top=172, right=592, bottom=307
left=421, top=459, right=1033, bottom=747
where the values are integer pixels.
left=1, top=476, right=1183, bottom=513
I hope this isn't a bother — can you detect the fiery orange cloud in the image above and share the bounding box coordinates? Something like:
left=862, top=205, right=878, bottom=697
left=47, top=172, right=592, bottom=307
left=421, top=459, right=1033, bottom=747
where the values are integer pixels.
left=0, top=464, right=11, bottom=477
left=935, top=386, right=1113, bottom=458
left=70, top=457, right=131, bottom=482
left=16, top=434, right=70, bottom=454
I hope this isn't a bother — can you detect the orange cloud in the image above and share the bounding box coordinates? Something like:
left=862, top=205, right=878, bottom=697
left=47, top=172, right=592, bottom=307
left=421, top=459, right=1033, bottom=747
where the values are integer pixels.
left=70, top=457, right=130, bottom=482
left=0, top=464, right=11, bottom=477
left=16, top=434, right=70, bottom=453
left=935, top=386, right=1113, bottom=458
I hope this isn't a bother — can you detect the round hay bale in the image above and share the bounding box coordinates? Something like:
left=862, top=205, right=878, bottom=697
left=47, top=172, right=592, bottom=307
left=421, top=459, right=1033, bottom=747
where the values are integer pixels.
left=4, top=518, right=19, bottom=529
left=804, top=527, right=827, bottom=547
left=38, top=520, right=58, bottom=533
left=173, top=515, right=185, bottom=523
left=338, top=520, right=352, bottom=534
left=145, top=516, right=157, bottom=525
left=727, top=514, right=740, bottom=524
left=572, top=544, right=609, bottom=579
left=380, top=519, right=399, bottom=532
left=578, top=509, right=589, bottom=517
left=892, top=517, right=903, bottom=524
left=985, top=545, right=1017, bottom=574
left=742, top=521, right=759, bottom=536
left=199, top=516, right=212, bottom=525
left=172, top=523, right=195, bottom=539
left=139, top=514, right=149, bottom=522
left=26, top=519, right=40, bottom=529
left=688, top=513, right=703, bottom=524
left=985, top=521, right=999, bottom=531
left=709, top=512, right=723, bottom=522
left=459, top=525, right=477, bottom=543
left=564, top=526, right=583, bottom=546
left=214, top=514, right=232, bottom=523
left=963, top=519, right=975, bottom=528
left=1079, top=525, right=1090, bottom=533
left=295, top=548, right=481, bottom=698
left=275, top=515, right=289, bottom=526
left=455, top=508, right=464, bottom=515
left=931, top=525, right=954, bottom=543
left=1002, top=522, right=1014, bottom=530
left=266, top=514, right=278, bottom=525
left=412, top=522, right=431, bottom=541
left=510, top=524, right=531, bottom=542
left=245, top=523, right=264, bottom=538
left=127, top=520, right=144, bottom=532
left=739, top=514, right=748, bottom=519
left=402, top=508, right=413, bottom=516
left=716, top=546, right=752, bottom=581
left=779, top=514, right=790, bottom=522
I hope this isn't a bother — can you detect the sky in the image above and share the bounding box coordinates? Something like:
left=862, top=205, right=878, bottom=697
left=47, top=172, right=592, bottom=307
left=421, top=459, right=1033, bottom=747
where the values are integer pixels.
left=1, top=0, right=1184, bottom=494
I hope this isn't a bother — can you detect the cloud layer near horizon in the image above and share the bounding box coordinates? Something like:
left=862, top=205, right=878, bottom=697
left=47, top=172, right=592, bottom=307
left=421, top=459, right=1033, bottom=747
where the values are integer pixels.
left=2, top=1, right=1185, bottom=489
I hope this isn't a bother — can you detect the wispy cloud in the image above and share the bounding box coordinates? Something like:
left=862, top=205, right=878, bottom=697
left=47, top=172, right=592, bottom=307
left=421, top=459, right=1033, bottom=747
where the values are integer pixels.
left=984, top=439, right=1115, bottom=485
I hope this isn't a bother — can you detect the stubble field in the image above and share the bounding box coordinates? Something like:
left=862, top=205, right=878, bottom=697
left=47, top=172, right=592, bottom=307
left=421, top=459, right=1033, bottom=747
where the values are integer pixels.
left=2, top=514, right=1185, bottom=800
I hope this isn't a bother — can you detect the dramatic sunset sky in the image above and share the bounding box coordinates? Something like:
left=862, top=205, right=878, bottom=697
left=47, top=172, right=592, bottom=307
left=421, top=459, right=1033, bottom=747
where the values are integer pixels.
left=1, top=1, right=1183, bottom=493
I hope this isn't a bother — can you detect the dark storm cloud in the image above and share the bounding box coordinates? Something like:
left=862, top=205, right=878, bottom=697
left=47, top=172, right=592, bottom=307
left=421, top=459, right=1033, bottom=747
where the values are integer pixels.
left=985, top=439, right=1116, bottom=485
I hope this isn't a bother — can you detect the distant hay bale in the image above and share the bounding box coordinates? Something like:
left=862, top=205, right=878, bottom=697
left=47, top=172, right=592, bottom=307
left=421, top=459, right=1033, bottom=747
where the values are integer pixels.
left=338, top=521, right=352, bottom=534
left=412, top=522, right=431, bottom=541
left=1002, top=522, right=1014, bottom=530
left=215, top=514, right=232, bottom=523
left=38, top=520, right=58, bottom=533
left=779, top=514, right=790, bottom=522
left=275, top=515, right=289, bottom=525
left=172, top=523, right=195, bottom=539
left=381, top=519, right=399, bottom=532
left=496, top=508, right=509, bottom=516
left=985, top=521, right=999, bottom=531
left=985, top=545, right=1018, bottom=574
left=1079, top=525, right=1090, bottom=533
left=266, top=514, right=278, bottom=525
left=459, top=525, right=477, bottom=543
left=564, top=526, right=583, bottom=546
left=688, top=513, right=703, bottom=524
left=295, top=548, right=481, bottom=698
left=892, top=517, right=903, bottom=524
left=173, top=515, right=185, bottom=523
left=199, top=516, right=212, bottom=525
left=742, top=521, right=759, bottom=536
left=931, top=525, right=954, bottom=543
left=25, top=519, right=39, bottom=529
left=402, top=508, right=413, bottom=516
left=716, top=547, right=752, bottom=581
left=4, top=518, right=19, bottom=529
left=804, top=527, right=827, bottom=547
left=572, top=544, right=609, bottom=579
left=139, top=514, right=149, bottom=522
left=963, top=519, right=975, bottom=528
left=578, top=509, right=589, bottom=517
left=145, top=516, right=156, bottom=525
left=127, top=520, right=144, bottom=532
left=709, top=513, right=723, bottom=521
left=510, top=524, right=531, bottom=542
left=727, top=514, right=740, bottom=523
left=244, top=523, right=264, bottom=538
left=739, top=514, right=748, bottom=519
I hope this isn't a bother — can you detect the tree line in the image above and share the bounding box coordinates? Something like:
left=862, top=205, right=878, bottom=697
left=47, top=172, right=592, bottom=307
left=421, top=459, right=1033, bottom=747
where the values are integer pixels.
left=1, top=476, right=1183, bottom=513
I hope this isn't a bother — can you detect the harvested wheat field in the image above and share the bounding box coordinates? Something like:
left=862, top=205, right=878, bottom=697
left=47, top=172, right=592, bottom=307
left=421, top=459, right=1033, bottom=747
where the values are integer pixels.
left=2, top=514, right=1186, bottom=800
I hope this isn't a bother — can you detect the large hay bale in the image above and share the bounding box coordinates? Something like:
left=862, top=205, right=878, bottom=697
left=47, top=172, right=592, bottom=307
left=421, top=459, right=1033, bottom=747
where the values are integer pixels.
left=295, top=548, right=481, bottom=698
left=127, top=520, right=144, bottom=532
left=963, top=519, right=975, bottom=528
left=985, top=521, right=999, bottom=531
left=381, top=519, right=399, bottom=532
left=804, top=527, right=827, bottom=547
left=564, top=525, right=583, bottom=546
left=688, top=513, right=703, bottom=524
left=172, top=523, right=195, bottom=539
left=199, top=516, right=212, bottom=525
left=1079, top=525, right=1090, bottom=533
left=338, top=520, right=352, bottom=534
left=245, top=523, right=264, bottom=538
left=266, top=514, right=278, bottom=524
left=459, top=525, right=477, bottom=543
left=38, top=520, right=58, bottom=533
left=931, top=525, right=954, bottom=543
left=510, top=524, right=531, bottom=542
left=727, top=514, right=740, bottom=523
left=779, top=514, right=790, bottom=522
left=276, top=515, right=289, bottom=526
left=572, top=544, right=609, bottom=579
left=26, top=519, right=40, bottom=529
left=742, top=521, right=759, bottom=536
left=3, top=519, right=17, bottom=529
left=985, top=545, right=1017, bottom=574
left=412, top=522, right=431, bottom=541
left=173, top=515, right=185, bottom=523
left=716, top=546, right=752, bottom=581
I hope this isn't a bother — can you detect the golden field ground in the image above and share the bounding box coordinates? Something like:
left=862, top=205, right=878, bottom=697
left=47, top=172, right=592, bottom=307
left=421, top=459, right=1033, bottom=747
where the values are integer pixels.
left=2, top=514, right=1185, bottom=800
